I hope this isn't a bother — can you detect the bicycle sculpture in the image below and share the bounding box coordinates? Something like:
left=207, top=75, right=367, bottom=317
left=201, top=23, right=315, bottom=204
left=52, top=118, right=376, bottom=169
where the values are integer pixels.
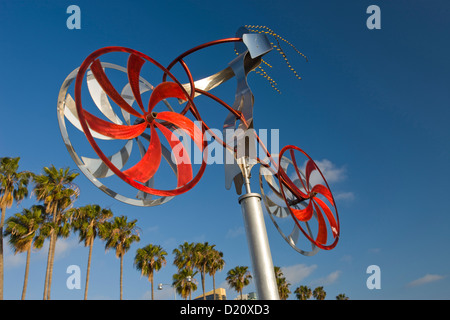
left=57, top=25, right=340, bottom=299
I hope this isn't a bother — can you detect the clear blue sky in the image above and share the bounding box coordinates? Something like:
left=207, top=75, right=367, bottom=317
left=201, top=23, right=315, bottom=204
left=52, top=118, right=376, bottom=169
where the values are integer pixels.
left=1, top=0, right=449, bottom=300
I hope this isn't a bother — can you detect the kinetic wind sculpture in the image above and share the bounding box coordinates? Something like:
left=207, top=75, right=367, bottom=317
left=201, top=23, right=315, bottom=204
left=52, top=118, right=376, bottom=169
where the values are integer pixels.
left=57, top=26, right=340, bottom=299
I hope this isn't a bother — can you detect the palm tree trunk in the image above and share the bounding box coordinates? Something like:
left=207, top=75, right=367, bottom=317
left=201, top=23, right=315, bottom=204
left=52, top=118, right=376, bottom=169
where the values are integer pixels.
left=44, top=208, right=57, bottom=300
left=150, top=274, right=154, bottom=300
left=43, top=230, right=54, bottom=300
left=212, top=274, right=216, bottom=300
left=120, top=254, right=123, bottom=300
left=0, top=205, right=6, bottom=300
left=84, top=241, right=93, bottom=300
left=46, top=231, right=57, bottom=300
left=201, top=268, right=206, bottom=300
left=22, top=247, right=31, bottom=300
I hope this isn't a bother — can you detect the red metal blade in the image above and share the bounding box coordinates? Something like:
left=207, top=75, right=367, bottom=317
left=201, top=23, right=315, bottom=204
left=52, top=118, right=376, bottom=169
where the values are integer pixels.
left=123, top=125, right=161, bottom=183
left=311, top=184, right=335, bottom=206
left=289, top=149, right=309, bottom=192
left=127, top=54, right=146, bottom=113
left=156, top=111, right=203, bottom=151
left=313, top=201, right=328, bottom=245
left=148, top=82, right=188, bottom=112
left=305, top=159, right=316, bottom=187
left=291, top=201, right=313, bottom=222
left=280, top=173, right=308, bottom=200
left=83, top=110, right=147, bottom=139
left=90, top=59, right=143, bottom=118
left=154, top=122, right=193, bottom=187
left=314, top=197, right=339, bottom=238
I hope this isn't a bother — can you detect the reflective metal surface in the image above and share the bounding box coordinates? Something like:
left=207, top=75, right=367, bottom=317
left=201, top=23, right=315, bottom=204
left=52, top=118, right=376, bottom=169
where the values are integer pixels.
left=180, top=53, right=262, bottom=99
left=223, top=48, right=269, bottom=193
left=239, top=192, right=279, bottom=300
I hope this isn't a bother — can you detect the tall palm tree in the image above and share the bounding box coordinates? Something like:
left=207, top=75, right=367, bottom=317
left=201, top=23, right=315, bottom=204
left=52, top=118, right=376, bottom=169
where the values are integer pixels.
left=173, top=242, right=196, bottom=299
left=294, top=285, right=312, bottom=300
left=194, top=242, right=215, bottom=300
left=274, top=266, right=291, bottom=300
left=0, top=156, right=33, bottom=299
left=33, top=165, right=79, bottom=300
left=100, top=215, right=140, bottom=300
left=71, top=204, right=113, bottom=300
left=134, top=244, right=167, bottom=300
left=313, top=286, right=326, bottom=300
left=226, top=266, right=252, bottom=300
left=3, top=205, right=44, bottom=299
left=208, top=248, right=225, bottom=300
left=172, top=268, right=197, bottom=300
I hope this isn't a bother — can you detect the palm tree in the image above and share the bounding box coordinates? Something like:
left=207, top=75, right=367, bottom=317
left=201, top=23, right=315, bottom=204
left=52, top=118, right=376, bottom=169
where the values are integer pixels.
left=33, top=165, right=79, bottom=300
left=226, top=266, right=252, bottom=300
left=100, top=215, right=140, bottom=300
left=274, top=266, right=291, bottom=300
left=71, top=204, right=113, bottom=300
left=194, top=242, right=215, bottom=300
left=336, top=293, right=349, bottom=300
left=172, top=268, right=197, bottom=300
left=294, top=285, right=312, bottom=300
left=3, top=205, right=44, bottom=299
left=173, top=242, right=196, bottom=271
left=134, top=244, right=167, bottom=300
left=313, top=286, right=326, bottom=300
left=208, top=248, right=225, bottom=300
left=0, top=156, right=33, bottom=299
left=173, top=242, right=196, bottom=299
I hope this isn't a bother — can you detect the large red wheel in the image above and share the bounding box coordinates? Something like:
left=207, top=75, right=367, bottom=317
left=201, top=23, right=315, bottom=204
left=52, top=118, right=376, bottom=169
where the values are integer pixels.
left=71, top=47, right=207, bottom=200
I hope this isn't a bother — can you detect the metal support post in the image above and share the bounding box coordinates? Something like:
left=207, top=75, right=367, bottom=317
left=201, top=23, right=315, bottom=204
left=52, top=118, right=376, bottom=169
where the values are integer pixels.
left=238, top=161, right=279, bottom=300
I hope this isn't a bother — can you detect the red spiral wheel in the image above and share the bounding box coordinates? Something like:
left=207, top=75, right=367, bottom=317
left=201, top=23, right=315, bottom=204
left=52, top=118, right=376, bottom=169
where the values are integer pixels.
left=73, top=47, right=207, bottom=198
left=277, top=145, right=340, bottom=250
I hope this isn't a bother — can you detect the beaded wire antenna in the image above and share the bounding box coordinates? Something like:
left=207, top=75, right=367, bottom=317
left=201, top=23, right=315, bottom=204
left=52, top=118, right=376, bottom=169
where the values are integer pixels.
left=243, top=25, right=308, bottom=93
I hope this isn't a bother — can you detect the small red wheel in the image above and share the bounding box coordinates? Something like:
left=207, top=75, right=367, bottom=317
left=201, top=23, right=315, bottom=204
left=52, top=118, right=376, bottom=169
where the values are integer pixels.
left=277, top=145, right=340, bottom=250
left=259, top=154, right=319, bottom=256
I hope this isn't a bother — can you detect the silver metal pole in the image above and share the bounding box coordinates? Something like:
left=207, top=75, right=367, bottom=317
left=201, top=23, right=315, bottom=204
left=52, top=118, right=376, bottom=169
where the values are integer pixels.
left=238, top=162, right=279, bottom=300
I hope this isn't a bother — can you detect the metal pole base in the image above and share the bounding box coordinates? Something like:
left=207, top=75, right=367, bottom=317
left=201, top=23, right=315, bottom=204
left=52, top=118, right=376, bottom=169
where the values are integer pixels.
left=239, top=192, right=279, bottom=300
